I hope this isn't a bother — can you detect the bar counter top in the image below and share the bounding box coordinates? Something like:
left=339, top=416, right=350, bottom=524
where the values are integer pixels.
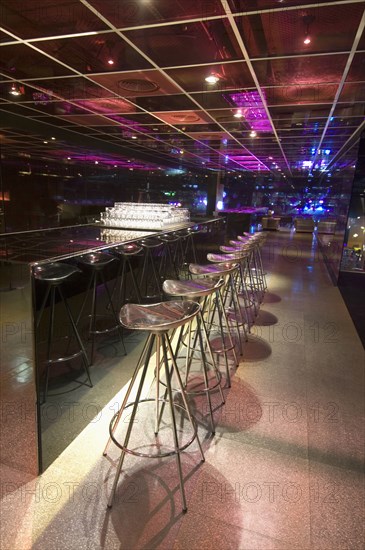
left=0, top=223, right=195, bottom=265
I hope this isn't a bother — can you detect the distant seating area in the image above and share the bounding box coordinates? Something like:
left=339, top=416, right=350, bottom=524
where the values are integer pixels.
left=261, top=216, right=281, bottom=230
left=317, top=220, right=336, bottom=234
left=294, top=217, right=315, bottom=233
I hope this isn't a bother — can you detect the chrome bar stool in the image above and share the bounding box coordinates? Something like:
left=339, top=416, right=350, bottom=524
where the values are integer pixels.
left=138, top=237, right=164, bottom=301
left=189, top=261, right=244, bottom=355
left=162, top=278, right=229, bottom=429
left=172, top=226, right=200, bottom=277
left=227, top=238, right=265, bottom=307
left=110, top=242, right=143, bottom=308
left=158, top=233, right=181, bottom=280
left=34, top=262, right=92, bottom=402
left=104, top=300, right=205, bottom=511
left=76, top=252, right=126, bottom=365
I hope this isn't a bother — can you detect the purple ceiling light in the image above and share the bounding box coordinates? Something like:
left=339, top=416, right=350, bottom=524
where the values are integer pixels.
left=226, top=91, right=273, bottom=133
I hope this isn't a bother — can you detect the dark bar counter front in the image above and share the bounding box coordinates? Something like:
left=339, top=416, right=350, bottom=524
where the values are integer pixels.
left=0, top=218, right=226, bottom=473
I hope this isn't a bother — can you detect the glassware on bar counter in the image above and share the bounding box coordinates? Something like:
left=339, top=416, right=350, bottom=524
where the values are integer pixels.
left=99, top=202, right=190, bottom=229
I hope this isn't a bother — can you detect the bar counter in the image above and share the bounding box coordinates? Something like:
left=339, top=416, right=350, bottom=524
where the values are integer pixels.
left=0, top=218, right=225, bottom=474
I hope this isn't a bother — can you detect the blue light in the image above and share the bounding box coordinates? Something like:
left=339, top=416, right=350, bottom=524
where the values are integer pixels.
left=324, top=149, right=331, bottom=155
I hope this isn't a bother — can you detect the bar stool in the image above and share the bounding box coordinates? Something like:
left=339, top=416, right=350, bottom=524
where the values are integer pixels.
left=162, top=278, right=230, bottom=427
left=189, top=261, right=245, bottom=355
left=158, top=233, right=180, bottom=280
left=110, top=242, right=143, bottom=308
left=138, top=237, right=164, bottom=301
left=33, top=262, right=92, bottom=402
left=76, top=252, right=126, bottom=365
left=104, top=300, right=205, bottom=511
left=219, top=243, right=260, bottom=317
left=175, top=227, right=200, bottom=275
left=224, top=240, right=264, bottom=310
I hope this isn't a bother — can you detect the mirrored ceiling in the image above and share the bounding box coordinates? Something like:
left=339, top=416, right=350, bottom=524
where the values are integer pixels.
left=0, top=0, right=364, bottom=177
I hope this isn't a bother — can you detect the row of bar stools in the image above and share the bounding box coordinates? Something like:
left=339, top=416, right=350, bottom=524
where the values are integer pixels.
left=105, top=230, right=269, bottom=513
left=162, top=278, right=226, bottom=432
left=76, top=252, right=126, bottom=365
left=238, top=233, right=267, bottom=293
left=104, top=300, right=205, bottom=511
left=207, top=250, right=253, bottom=339
left=220, top=242, right=259, bottom=317
left=34, top=263, right=92, bottom=403
left=218, top=232, right=268, bottom=329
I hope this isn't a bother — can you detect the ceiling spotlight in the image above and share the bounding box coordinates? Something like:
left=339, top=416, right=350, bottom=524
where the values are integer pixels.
left=249, top=130, right=257, bottom=138
left=205, top=74, right=219, bottom=84
left=43, top=140, right=48, bottom=144
left=302, top=14, right=315, bottom=46
left=234, top=109, right=243, bottom=118
left=9, top=83, right=23, bottom=96
left=51, top=137, right=56, bottom=140
left=67, top=157, right=71, bottom=160
left=95, top=161, right=99, bottom=164
left=107, top=59, right=114, bottom=65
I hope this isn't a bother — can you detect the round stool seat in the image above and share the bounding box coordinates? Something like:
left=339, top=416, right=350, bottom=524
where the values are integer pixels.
left=139, top=237, right=163, bottom=249
left=220, top=245, right=251, bottom=254
left=178, top=226, right=200, bottom=237
left=114, top=242, right=143, bottom=255
left=33, top=263, right=80, bottom=284
left=120, top=300, right=200, bottom=333
left=229, top=239, right=250, bottom=247
left=158, top=233, right=180, bottom=243
left=78, top=252, right=116, bottom=269
left=207, top=252, right=244, bottom=263
left=163, top=278, right=223, bottom=299
left=189, top=262, right=239, bottom=277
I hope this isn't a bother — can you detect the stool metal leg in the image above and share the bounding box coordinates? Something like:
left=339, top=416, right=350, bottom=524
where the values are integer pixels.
left=161, top=334, right=187, bottom=511
left=104, top=333, right=155, bottom=456
left=107, top=337, right=153, bottom=508
left=101, top=269, right=126, bottom=356
left=58, top=285, right=92, bottom=387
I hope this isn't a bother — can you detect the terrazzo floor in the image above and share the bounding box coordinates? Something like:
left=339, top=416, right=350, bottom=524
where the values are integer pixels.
left=1, top=230, right=364, bottom=550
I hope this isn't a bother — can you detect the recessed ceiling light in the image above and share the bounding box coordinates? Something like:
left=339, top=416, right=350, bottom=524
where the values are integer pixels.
left=249, top=130, right=257, bottom=138
left=234, top=110, right=243, bottom=118
left=67, top=157, right=71, bottom=160
left=107, top=59, right=114, bottom=65
left=51, top=137, right=56, bottom=140
left=205, top=74, right=219, bottom=84
left=95, top=161, right=99, bottom=164
left=43, top=140, right=48, bottom=144
left=131, top=135, right=137, bottom=139
left=9, top=83, right=22, bottom=96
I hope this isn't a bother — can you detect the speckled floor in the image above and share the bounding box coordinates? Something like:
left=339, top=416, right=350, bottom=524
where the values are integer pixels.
left=1, top=230, right=364, bottom=550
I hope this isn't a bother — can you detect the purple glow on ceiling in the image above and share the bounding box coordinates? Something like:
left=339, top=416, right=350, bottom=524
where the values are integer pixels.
left=230, top=154, right=270, bottom=170
left=226, top=91, right=273, bottom=133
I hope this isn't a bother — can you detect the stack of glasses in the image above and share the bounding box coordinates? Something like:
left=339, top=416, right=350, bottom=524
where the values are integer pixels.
left=100, top=202, right=190, bottom=229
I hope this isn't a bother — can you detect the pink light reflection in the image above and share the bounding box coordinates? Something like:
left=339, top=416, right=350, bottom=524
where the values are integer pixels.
left=226, top=91, right=273, bottom=133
